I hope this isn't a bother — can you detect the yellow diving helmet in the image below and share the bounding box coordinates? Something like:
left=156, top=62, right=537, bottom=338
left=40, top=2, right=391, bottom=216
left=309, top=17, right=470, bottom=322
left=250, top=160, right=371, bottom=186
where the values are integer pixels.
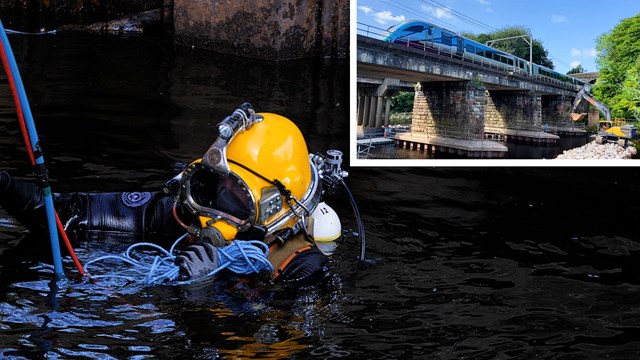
left=178, top=103, right=323, bottom=244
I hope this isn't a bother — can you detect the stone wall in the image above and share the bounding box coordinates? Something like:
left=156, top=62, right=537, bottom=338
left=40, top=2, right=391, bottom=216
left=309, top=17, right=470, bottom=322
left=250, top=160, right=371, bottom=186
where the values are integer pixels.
left=412, top=81, right=486, bottom=140
left=541, top=95, right=574, bottom=127
left=172, top=0, right=349, bottom=59
left=485, top=90, right=541, bottom=132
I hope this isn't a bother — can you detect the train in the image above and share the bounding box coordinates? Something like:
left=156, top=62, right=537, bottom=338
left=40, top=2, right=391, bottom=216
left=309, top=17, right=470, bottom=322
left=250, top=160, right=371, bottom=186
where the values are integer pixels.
left=382, top=20, right=587, bottom=87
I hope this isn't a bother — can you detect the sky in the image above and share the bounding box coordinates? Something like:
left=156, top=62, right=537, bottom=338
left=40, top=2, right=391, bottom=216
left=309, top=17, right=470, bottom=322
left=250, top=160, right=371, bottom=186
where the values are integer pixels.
left=356, top=0, right=639, bottom=74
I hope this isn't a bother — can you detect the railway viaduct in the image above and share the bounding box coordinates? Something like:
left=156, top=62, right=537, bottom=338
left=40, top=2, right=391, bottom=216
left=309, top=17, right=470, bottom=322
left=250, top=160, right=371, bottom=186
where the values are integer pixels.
left=357, top=34, right=588, bottom=156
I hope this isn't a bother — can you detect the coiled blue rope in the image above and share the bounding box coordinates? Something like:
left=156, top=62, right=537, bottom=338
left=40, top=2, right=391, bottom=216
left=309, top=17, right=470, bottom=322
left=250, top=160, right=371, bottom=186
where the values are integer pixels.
left=83, top=234, right=274, bottom=286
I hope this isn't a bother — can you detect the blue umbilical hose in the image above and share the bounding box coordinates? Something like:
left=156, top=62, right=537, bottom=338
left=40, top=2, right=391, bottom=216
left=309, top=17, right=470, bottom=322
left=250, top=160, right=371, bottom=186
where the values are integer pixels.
left=84, top=235, right=274, bottom=286
left=0, top=20, right=65, bottom=279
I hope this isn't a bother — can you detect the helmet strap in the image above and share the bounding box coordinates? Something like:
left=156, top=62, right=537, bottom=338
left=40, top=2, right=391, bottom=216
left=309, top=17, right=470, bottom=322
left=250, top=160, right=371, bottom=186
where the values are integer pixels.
left=227, top=158, right=310, bottom=217
left=228, top=158, right=313, bottom=239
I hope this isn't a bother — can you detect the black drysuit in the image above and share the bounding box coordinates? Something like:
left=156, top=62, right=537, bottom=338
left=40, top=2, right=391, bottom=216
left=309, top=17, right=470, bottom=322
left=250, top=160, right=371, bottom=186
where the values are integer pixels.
left=0, top=171, right=327, bottom=284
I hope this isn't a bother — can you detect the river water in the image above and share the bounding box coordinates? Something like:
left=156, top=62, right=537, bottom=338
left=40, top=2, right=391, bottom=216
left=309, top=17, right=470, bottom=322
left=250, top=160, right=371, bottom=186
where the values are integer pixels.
left=368, top=136, right=591, bottom=160
left=1, top=33, right=640, bottom=359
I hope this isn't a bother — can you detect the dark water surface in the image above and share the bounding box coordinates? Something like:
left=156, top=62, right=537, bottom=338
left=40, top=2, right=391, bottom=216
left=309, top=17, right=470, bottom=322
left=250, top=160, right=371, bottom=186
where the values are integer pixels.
left=2, top=33, right=640, bottom=359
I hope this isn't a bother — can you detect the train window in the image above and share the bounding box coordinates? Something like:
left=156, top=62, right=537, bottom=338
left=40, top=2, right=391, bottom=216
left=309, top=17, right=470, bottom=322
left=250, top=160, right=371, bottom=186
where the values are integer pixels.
left=404, top=25, right=425, bottom=33
left=466, top=44, right=475, bottom=53
left=508, top=58, right=514, bottom=66
left=442, top=33, right=452, bottom=46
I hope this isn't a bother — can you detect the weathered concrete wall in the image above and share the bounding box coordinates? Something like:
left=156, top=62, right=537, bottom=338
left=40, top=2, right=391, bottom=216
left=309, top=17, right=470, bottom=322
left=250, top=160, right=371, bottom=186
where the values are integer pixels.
left=0, top=0, right=161, bottom=30
left=485, top=90, right=542, bottom=132
left=2, top=0, right=348, bottom=59
left=172, top=0, right=349, bottom=59
left=412, top=81, right=486, bottom=140
left=541, top=95, right=574, bottom=127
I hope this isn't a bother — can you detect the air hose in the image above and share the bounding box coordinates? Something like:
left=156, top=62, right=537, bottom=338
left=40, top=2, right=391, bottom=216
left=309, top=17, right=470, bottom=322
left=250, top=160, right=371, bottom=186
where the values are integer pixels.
left=0, top=20, right=82, bottom=278
left=339, top=178, right=367, bottom=261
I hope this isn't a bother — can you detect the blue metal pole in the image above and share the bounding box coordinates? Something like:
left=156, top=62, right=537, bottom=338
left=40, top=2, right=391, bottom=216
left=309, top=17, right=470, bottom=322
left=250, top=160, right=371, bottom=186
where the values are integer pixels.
left=0, top=20, right=65, bottom=279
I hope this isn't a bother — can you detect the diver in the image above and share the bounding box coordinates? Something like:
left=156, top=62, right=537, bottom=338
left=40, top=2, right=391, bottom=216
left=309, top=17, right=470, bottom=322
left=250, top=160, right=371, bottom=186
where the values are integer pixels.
left=0, top=103, right=347, bottom=286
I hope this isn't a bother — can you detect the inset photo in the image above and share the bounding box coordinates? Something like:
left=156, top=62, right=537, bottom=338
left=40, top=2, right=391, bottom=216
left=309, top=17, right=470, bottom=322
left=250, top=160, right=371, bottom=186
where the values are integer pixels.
left=353, top=0, right=640, bottom=166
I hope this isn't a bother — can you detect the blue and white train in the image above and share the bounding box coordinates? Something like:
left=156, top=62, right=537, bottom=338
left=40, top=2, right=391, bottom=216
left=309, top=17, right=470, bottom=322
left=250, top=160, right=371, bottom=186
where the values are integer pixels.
left=382, top=20, right=586, bottom=87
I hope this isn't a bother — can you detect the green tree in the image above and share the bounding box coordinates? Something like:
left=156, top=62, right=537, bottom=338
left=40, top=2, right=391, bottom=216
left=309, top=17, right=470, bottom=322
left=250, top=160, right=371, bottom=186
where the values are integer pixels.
left=462, top=26, right=554, bottom=69
left=593, top=14, right=640, bottom=119
left=567, top=64, right=586, bottom=74
left=390, top=91, right=414, bottom=114
left=615, top=56, right=640, bottom=121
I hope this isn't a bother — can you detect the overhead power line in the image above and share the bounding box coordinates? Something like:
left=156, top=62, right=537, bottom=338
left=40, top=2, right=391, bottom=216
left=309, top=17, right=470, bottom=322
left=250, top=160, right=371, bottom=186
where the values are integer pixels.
left=369, top=0, right=500, bottom=35
left=371, top=0, right=465, bottom=33
left=417, top=0, right=499, bottom=33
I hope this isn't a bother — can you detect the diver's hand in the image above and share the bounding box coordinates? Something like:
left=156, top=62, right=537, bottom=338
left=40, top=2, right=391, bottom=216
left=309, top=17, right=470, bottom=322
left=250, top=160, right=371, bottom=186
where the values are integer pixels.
left=175, top=241, right=220, bottom=280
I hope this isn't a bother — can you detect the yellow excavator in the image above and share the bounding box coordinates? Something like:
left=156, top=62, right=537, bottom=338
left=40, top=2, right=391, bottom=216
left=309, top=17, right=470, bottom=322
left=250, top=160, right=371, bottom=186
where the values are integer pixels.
left=571, top=86, right=638, bottom=146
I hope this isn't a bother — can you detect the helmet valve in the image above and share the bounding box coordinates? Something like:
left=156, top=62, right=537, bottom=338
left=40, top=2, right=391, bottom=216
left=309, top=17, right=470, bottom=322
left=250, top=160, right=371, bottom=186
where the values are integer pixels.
left=325, top=150, right=348, bottom=179
left=312, top=150, right=348, bottom=196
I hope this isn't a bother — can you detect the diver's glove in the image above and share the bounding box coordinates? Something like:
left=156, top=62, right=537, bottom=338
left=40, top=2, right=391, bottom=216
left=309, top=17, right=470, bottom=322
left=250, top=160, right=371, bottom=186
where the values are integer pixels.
left=175, top=241, right=220, bottom=280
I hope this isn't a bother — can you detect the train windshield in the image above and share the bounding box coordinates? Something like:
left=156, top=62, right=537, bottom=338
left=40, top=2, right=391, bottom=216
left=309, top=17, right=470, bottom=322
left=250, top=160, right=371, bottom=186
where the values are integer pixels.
left=383, top=21, right=433, bottom=42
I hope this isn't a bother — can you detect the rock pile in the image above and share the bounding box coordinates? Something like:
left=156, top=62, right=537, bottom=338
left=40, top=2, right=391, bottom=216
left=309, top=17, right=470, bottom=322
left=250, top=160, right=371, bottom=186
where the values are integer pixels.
left=555, top=141, right=638, bottom=160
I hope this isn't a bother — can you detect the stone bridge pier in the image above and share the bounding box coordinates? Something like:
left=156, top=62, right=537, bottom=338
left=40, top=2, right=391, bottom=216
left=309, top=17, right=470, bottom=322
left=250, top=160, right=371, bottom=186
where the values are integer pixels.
left=542, top=95, right=573, bottom=126
left=485, top=90, right=541, bottom=132
left=411, top=81, right=486, bottom=140
left=484, top=90, right=561, bottom=143
left=409, top=83, right=582, bottom=147
left=394, top=81, right=507, bottom=158
left=542, top=95, right=587, bottom=135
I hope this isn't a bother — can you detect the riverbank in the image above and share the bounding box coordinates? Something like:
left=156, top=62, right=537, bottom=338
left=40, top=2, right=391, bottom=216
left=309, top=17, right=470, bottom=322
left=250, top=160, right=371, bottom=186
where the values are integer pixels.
left=555, top=140, right=638, bottom=159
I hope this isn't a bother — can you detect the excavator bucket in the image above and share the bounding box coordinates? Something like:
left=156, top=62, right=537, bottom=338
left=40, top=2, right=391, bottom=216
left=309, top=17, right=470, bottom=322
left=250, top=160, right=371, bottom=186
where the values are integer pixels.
left=571, top=112, right=587, bottom=122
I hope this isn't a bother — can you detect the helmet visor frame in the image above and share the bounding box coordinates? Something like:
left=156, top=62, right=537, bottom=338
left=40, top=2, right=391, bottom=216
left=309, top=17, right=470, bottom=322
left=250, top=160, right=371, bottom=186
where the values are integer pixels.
left=181, top=162, right=256, bottom=226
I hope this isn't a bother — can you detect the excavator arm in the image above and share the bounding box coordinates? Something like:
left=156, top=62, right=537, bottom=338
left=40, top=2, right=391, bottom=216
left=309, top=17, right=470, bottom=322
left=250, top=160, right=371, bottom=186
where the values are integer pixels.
left=570, top=86, right=612, bottom=121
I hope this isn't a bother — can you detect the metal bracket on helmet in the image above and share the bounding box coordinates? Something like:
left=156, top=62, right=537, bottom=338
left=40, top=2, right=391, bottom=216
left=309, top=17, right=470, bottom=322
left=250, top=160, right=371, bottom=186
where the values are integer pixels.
left=311, top=150, right=348, bottom=196
left=202, top=103, right=263, bottom=174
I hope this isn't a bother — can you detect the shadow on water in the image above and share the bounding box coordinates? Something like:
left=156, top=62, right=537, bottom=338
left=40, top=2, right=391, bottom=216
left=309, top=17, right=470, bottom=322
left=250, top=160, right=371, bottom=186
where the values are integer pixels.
left=2, top=33, right=640, bottom=359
